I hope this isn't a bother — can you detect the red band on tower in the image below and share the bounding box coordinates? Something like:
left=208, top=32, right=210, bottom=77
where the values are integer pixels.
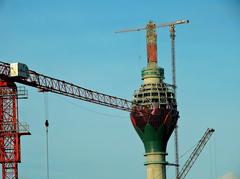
left=147, top=43, right=157, bottom=63
left=146, top=21, right=158, bottom=65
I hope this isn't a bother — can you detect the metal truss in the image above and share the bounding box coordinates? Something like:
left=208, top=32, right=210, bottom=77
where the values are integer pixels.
left=0, top=82, right=30, bottom=179
left=0, top=61, right=132, bottom=112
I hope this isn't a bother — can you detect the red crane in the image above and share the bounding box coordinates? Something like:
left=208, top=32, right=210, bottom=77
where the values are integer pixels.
left=0, top=61, right=132, bottom=179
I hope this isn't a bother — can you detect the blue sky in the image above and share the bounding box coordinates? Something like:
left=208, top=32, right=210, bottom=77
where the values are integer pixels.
left=0, top=0, right=239, bottom=179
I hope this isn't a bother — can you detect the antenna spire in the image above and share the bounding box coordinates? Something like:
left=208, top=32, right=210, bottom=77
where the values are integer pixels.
left=146, top=21, right=158, bottom=66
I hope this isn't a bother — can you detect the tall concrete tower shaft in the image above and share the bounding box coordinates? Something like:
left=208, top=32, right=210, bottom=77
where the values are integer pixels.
left=130, top=21, right=179, bottom=179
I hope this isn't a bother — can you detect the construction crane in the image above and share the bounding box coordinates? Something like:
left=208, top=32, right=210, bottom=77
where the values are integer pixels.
left=115, top=20, right=189, bottom=33
left=164, top=20, right=189, bottom=179
left=0, top=61, right=133, bottom=179
left=178, top=128, right=215, bottom=179
left=116, top=19, right=189, bottom=179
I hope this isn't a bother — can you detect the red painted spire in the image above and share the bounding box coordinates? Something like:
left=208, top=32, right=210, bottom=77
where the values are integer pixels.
left=146, top=21, right=157, bottom=65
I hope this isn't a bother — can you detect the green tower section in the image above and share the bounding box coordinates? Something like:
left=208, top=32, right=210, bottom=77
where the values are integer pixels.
left=135, top=123, right=169, bottom=153
left=141, top=65, right=164, bottom=81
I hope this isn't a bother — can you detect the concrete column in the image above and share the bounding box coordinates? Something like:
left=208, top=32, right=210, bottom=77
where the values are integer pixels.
left=144, top=152, right=167, bottom=179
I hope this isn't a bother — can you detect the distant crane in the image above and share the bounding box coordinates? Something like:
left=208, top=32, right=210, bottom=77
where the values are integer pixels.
left=115, top=20, right=189, bottom=34
left=116, top=19, right=189, bottom=179
left=162, top=20, right=189, bottom=179
left=178, top=128, right=215, bottom=179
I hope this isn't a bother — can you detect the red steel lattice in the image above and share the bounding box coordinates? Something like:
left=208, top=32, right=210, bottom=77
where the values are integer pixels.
left=0, top=81, right=30, bottom=179
left=0, top=61, right=132, bottom=112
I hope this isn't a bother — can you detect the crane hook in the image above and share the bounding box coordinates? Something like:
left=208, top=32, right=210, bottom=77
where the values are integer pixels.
left=45, top=119, right=49, bottom=128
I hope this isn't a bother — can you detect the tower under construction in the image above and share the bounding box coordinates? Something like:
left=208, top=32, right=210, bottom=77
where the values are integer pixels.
left=130, top=21, right=179, bottom=179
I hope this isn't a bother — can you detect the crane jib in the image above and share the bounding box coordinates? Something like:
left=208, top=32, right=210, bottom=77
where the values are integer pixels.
left=0, top=61, right=132, bottom=112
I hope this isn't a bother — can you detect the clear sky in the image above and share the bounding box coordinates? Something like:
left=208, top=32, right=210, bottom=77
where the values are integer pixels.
left=0, top=0, right=239, bottom=179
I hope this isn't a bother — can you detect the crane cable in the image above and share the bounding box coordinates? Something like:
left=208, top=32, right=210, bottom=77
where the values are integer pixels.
left=44, top=93, right=50, bottom=179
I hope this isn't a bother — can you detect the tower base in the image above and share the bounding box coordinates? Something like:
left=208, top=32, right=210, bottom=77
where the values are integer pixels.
left=144, top=152, right=167, bottom=179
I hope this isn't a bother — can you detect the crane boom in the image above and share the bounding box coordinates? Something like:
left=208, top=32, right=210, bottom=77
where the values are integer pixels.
left=178, top=128, right=215, bottom=179
left=115, top=19, right=189, bottom=33
left=0, top=61, right=132, bottom=112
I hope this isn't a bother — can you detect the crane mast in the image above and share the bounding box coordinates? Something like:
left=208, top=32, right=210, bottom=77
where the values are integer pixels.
left=0, top=82, right=30, bottom=179
left=168, top=21, right=189, bottom=179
